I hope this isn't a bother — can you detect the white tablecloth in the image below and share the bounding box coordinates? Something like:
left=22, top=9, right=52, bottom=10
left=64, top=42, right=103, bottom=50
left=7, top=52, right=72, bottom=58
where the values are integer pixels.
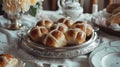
left=0, top=10, right=120, bottom=67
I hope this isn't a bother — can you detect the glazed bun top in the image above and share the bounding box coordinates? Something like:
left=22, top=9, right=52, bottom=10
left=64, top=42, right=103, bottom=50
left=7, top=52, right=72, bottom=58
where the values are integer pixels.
left=112, top=7, right=120, bottom=14
left=50, top=23, right=68, bottom=33
left=36, top=19, right=53, bottom=29
left=29, top=26, right=48, bottom=42
left=42, top=30, right=67, bottom=47
left=0, top=54, right=19, bottom=67
left=71, top=21, right=93, bottom=36
left=65, top=28, right=86, bottom=45
left=106, top=3, right=120, bottom=13
left=58, top=17, right=74, bottom=28
left=106, top=12, right=120, bottom=25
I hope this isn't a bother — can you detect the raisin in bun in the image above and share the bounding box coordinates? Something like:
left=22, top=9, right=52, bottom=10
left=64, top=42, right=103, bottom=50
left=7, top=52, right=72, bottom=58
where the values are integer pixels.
left=29, top=26, right=48, bottom=42
left=106, top=3, right=120, bottom=13
left=36, top=19, right=53, bottom=29
left=58, top=17, right=74, bottom=28
left=65, top=28, right=86, bottom=45
left=0, top=54, right=19, bottom=67
left=71, top=21, right=93, bottom=36
left=42, top=30, right=67, bottom=48
left=50, top=23, right=68, bottom=33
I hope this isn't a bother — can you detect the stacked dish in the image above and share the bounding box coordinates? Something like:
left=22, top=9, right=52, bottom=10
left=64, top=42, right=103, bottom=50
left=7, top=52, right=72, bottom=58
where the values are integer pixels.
left=89, top=41, right=120, bottom=67
left=93, top=4, right=120, bottom=36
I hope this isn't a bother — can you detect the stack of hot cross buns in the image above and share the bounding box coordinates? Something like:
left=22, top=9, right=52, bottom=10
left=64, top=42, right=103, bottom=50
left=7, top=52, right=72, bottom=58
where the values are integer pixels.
left=29, top=18, right=93, bottom=48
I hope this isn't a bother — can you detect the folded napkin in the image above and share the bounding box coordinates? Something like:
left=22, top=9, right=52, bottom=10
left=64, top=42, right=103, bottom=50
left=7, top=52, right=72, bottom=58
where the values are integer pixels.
left=0, top=31, right=8, bottom=53
left=0, top=14, right=37, bottom=54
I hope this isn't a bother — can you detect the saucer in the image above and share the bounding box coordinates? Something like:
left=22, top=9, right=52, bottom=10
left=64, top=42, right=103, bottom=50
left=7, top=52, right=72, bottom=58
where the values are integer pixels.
left=89, top=41, right=120, bottom=67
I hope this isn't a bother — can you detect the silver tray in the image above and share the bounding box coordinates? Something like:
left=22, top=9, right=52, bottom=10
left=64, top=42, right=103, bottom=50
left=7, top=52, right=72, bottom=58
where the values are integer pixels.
left=20, top=32, right=100, bottom=58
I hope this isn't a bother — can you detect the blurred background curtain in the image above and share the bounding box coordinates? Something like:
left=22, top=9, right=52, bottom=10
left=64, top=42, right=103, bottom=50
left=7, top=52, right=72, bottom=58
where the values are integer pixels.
left=43, top=0, right=120, bottom=13
left=0, top=0, right=120, bottom=15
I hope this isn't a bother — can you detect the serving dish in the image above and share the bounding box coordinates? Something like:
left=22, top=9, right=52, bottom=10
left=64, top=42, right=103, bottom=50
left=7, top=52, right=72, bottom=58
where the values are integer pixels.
left=20, top=30, right=100, bottom=58
left=95, top=23, right=120, bottom=36
left=89, top=41, right=120, bottom=67
left=92, top=9, right=120, bottom=36
left=93, top=17, right=120, bottom=36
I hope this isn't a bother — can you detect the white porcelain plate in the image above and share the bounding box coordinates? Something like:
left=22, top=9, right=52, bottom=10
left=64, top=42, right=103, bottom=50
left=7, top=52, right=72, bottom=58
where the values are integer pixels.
left=89, top=41, right=120, bottom=67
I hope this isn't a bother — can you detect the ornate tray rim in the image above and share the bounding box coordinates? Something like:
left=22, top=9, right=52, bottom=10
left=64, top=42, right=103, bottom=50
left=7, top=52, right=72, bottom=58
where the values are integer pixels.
left=25, top=29, right=97, bottom=50
left=20, top=32, right=100, bottom=58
